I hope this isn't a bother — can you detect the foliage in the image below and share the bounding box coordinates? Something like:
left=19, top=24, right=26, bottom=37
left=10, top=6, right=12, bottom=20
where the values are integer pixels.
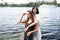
left=0, top=0, right=60, bottom=7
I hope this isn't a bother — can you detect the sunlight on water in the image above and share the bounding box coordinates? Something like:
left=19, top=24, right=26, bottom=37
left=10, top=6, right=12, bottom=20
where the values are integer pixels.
left=0, top=5, right=60, bottom=40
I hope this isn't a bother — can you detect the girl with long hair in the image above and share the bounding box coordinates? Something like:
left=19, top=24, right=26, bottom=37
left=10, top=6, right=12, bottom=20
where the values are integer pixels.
left=25, top=6, right=41, bottom=40
left=20, top=10, right=38, bottom=40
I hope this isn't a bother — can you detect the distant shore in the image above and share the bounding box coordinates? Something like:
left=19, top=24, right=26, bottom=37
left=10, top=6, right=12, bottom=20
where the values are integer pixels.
left=0, top=1, right=60, bottom=7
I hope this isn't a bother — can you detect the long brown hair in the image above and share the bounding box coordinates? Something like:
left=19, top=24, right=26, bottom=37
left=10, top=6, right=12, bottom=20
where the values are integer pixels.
left=27, top=10, right=34, bottom=22
left=25, top=10, right=34, bottom=28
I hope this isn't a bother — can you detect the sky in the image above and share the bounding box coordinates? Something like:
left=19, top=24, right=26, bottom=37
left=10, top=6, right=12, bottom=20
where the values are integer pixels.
left=57, top=0, right=60, bottom=3
left=0, top=0, right=60, bottom=4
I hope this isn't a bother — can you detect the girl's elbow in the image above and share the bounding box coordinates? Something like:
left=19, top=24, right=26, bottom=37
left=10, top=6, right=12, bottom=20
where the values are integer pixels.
left=20, top=21, right=25, bottom=23
left=20, top=21, right=23, bottom=23
left=19, top=21, right=20, bottom=22
left=35, top=28, right=38, bottom=32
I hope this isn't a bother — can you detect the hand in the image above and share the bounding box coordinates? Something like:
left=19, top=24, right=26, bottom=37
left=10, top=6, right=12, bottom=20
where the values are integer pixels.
left=24, top=27, right=28, bottom=32
left=27, top=32, right=32, bottom=36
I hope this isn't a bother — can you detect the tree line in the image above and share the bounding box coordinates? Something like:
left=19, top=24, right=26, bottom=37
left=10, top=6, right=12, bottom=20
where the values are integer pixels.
left=0, top=1, right=60, bottom=7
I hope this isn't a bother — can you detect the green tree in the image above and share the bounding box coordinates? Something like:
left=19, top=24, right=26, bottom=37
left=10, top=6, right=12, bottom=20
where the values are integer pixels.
left=4, top=2, right=8, bottom=6
left=0, top=3, right=4, bottom=7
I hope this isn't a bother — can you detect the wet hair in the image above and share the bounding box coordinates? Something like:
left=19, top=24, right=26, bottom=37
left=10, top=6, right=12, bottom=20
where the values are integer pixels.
left=25, top=10, right=34, bottom=28
left=32, top=6, right=39, bottom=14
left=27, top=10, right=34, bottom=23
left=25, top=10, right=36, bottom=33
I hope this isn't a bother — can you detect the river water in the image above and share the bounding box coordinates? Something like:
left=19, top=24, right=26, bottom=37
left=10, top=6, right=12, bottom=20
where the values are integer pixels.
left=0, top=5, right=60, bottom=40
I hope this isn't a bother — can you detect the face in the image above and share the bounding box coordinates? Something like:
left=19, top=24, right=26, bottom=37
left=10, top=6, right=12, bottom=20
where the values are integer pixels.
left=27, top=12, right=31, bottom=18
left=33, top=7, right=37, bottom=14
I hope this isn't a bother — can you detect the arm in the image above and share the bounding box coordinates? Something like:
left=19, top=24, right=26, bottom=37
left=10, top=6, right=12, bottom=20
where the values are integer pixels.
left=27, top=24, right=38, bottom=36
left=27, top=20, right=38, bottom=29
left=19, top=13, right=27, bottom=23
left=24, top=20, right=38, bottom=31
left=31, top=24, right=38, bottom=33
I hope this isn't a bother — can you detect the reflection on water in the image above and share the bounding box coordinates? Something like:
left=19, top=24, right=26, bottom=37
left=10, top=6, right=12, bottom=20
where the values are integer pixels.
left=0, top=5, right=60, bottom=40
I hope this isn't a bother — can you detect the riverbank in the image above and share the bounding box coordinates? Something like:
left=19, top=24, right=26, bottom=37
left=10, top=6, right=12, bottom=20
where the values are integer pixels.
left=0, top=1, right=60, bottom=7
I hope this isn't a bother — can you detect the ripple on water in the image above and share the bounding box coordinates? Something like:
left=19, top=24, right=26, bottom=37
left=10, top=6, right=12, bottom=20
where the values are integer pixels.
left=0, top=6, right=60, bottom=40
